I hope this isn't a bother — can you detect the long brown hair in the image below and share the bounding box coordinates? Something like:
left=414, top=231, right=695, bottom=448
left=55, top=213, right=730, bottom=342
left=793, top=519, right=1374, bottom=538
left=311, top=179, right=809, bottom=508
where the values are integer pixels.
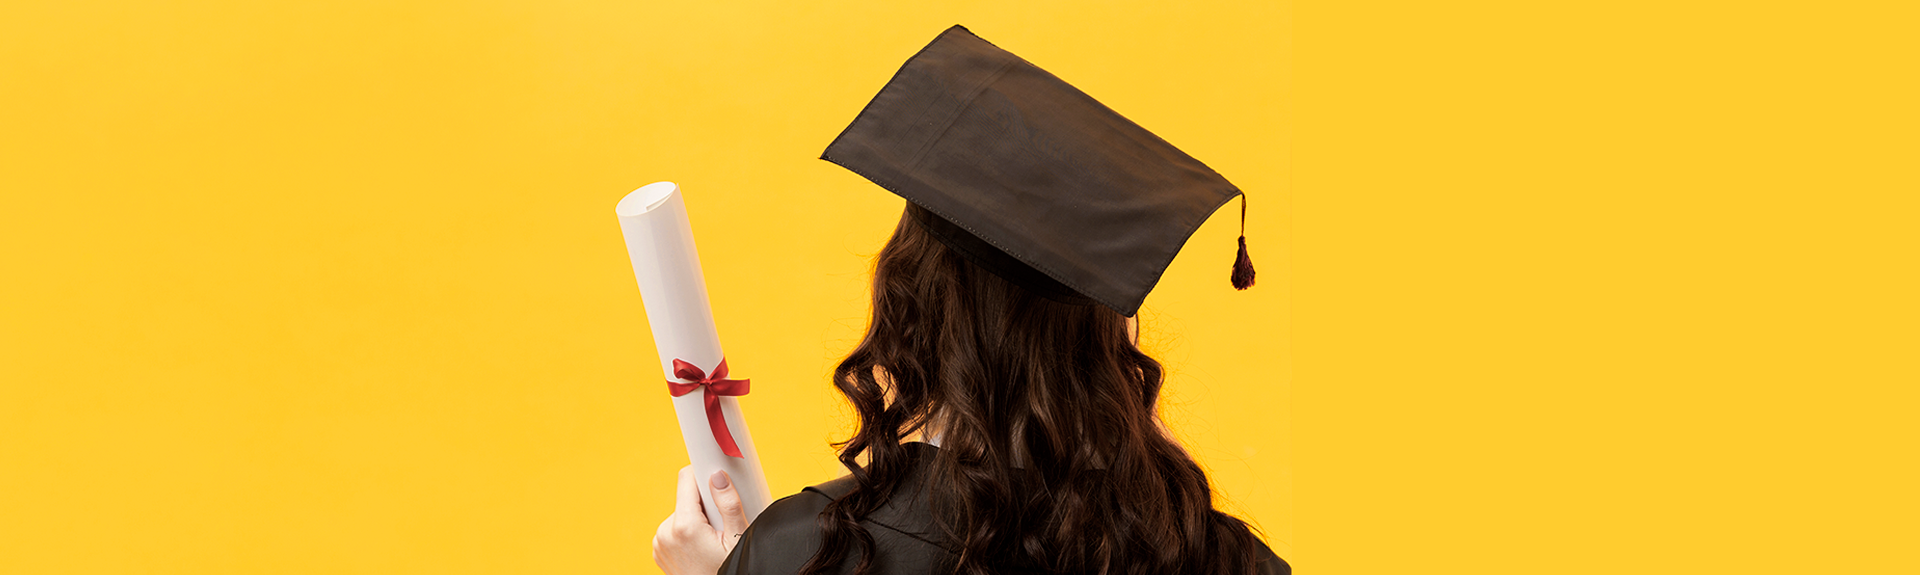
left=803, top=204, right=1266, bottom=575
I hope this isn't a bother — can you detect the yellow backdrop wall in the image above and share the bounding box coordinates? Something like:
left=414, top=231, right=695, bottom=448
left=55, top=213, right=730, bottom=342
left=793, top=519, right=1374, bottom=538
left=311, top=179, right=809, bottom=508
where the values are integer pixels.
left=13, top=1, right=1911, bottom=574
left=1, top=2, right=1290, bottom=573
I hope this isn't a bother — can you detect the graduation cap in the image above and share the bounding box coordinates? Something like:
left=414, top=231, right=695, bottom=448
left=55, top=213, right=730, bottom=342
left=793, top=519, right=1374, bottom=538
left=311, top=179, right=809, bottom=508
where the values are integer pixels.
left=822, top=25, right=1255, bottom=317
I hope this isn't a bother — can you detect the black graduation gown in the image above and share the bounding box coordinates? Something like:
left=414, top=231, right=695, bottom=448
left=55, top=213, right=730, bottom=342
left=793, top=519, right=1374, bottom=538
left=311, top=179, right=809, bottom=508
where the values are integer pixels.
left=718, top=442, right=1289, bottom=574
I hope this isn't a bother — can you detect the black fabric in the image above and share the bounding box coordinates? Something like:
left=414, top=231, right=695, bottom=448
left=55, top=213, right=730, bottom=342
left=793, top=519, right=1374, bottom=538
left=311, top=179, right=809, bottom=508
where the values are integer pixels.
left=822, top=25, right=1247, bottom=317
left=716, top=442, right=1290, bottom=575
left=909, top=203, right=1098, bottom=306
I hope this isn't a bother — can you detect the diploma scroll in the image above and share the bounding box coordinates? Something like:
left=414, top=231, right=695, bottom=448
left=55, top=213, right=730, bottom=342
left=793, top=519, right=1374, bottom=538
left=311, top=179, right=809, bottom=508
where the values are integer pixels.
left=616, top=181, right=772, bottom=527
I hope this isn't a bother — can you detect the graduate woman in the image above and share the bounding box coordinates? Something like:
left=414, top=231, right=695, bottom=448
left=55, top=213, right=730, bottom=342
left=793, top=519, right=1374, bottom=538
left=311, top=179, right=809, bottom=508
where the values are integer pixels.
left=653, top=26, right=1288, bottom=575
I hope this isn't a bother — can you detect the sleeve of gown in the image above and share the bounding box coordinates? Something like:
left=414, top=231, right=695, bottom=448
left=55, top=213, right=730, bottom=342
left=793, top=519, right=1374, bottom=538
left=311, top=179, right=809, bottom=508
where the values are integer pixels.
left=717, top=491, right=834, bottom=575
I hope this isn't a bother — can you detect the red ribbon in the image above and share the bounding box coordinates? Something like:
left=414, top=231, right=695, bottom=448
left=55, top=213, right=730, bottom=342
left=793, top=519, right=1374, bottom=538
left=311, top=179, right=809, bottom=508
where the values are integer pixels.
left=666, top=358, right=751, bottom=458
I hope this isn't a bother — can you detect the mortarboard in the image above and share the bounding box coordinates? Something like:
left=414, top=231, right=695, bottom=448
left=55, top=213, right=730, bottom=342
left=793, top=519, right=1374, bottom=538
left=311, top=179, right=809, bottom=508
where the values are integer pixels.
left=822, top=25, right=1256, bottom=317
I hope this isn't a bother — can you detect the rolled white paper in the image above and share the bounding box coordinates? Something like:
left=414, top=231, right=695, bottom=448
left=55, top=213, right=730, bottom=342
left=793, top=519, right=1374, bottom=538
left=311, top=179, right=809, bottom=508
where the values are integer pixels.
left=616, top=181, right=772, bottom=528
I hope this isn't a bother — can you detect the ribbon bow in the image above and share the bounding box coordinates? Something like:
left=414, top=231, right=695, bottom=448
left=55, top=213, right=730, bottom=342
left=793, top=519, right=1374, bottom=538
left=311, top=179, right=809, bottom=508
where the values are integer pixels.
left=666, top=358, right=751, bottom=458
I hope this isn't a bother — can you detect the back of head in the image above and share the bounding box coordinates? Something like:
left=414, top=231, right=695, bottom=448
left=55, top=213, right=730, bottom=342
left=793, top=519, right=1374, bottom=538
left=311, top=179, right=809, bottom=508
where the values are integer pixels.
left=805, top=205, right=1267, bottom=575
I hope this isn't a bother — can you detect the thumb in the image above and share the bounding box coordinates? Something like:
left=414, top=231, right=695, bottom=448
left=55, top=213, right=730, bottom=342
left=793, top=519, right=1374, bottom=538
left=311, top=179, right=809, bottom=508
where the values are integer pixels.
left=708, top=470, right=748, bottom=544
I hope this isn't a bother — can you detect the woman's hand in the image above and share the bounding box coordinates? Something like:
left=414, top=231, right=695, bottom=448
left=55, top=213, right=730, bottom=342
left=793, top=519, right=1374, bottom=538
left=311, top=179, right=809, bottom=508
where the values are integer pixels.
left=652, top=466, right=748, bottom=575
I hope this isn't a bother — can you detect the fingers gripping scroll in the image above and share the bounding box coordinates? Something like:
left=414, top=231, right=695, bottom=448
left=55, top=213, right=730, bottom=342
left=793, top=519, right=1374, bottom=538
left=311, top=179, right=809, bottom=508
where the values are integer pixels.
left=652, top=466, right=749, bottom=574
left=710, top=470, right=748, bottom=550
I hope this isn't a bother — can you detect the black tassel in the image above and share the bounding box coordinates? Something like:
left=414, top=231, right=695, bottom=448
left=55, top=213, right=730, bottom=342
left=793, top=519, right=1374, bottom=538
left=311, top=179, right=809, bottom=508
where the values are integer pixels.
left=1232, top=235, right=1255, bottom=290
left=1230, top=194, right=1255, bottom=290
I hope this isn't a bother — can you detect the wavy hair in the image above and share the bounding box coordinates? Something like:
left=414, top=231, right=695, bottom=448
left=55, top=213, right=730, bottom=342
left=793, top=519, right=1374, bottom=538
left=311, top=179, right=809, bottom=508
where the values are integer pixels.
left=801, top=204, right=1266, bottom=575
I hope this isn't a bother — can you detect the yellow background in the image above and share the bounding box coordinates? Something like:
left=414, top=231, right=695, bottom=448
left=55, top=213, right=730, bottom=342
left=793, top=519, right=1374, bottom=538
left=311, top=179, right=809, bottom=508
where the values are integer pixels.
left=1, top=1, right=1290, bottom=573
left=5, top=1, right=1916, bottom=574
left=1294, top=1, right=1916, bottom=573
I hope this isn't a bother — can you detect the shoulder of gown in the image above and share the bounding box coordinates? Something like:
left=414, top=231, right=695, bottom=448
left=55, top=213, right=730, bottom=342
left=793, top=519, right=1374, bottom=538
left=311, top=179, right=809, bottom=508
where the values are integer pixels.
left=715, top=487, right=834, bottom=575
left=717, top=443, right=1290, bottom=574
left=718, top=445, right=951, bottom=575
left=1256, top=543, right=1292, bottom=575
